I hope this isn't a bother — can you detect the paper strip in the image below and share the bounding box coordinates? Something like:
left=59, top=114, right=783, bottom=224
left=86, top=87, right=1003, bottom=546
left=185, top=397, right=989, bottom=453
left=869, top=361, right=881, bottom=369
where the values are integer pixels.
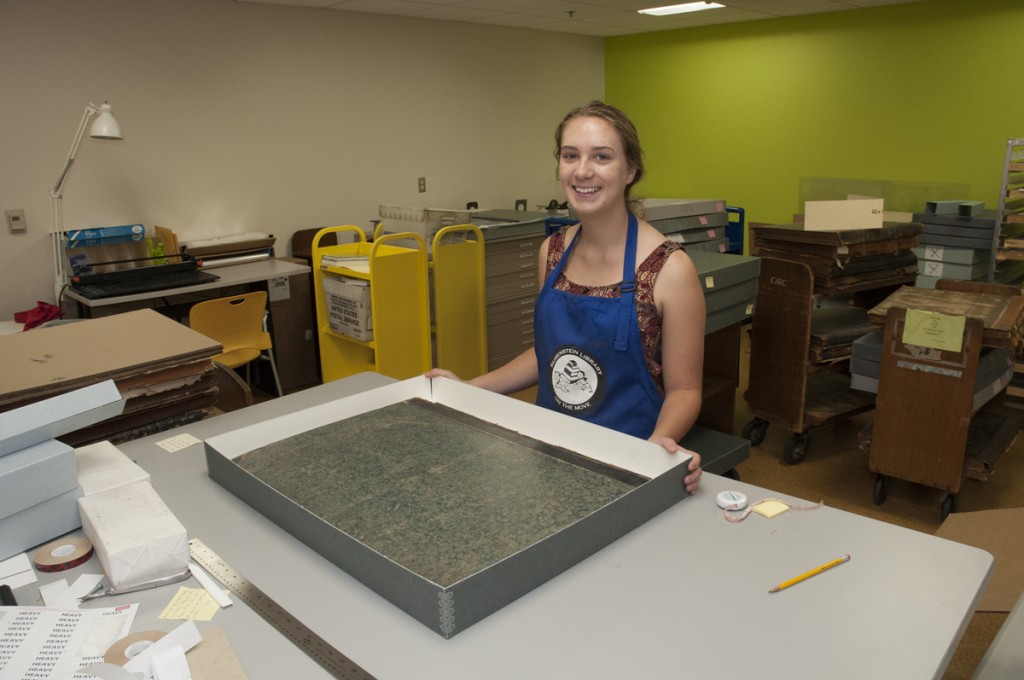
left=188, top=562, right=232, bottom=608
left=151, top=644, right=192, bottom=680
left=124, top=620, right=202, bottom=679
left=0, top=552, right=36, bottom=589
left=51, top=572, right=105, bottom=609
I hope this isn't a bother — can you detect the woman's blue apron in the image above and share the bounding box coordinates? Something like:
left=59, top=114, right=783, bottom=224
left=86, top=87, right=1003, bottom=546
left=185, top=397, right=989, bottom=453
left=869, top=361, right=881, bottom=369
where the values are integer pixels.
left=534, top=213, right=663, bottom=439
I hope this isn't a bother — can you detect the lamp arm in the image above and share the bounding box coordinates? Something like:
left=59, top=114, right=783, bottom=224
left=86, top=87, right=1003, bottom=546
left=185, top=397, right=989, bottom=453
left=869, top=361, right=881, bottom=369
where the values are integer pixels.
left=51, top=103, right=99, bottom=197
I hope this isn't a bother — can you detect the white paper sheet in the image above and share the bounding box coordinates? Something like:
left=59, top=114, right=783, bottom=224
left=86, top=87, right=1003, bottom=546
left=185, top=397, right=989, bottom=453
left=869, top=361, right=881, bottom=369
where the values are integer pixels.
left=0, top=604, right=137, bottom=679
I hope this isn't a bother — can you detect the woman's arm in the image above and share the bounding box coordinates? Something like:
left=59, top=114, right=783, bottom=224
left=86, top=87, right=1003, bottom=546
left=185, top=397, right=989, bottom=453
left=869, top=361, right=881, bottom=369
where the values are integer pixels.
left=650, top=248, right=706, bottom=494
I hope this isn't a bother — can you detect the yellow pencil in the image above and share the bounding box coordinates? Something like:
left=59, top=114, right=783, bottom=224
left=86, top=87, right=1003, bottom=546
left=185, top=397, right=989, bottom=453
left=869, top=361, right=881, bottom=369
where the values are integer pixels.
left=768, top=554, right=851, bottom=594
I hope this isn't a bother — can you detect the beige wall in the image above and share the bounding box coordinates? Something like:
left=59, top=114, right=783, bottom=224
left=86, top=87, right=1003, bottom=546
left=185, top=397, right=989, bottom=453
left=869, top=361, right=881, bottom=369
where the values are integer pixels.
left=0, top=0, right=604, bottom=320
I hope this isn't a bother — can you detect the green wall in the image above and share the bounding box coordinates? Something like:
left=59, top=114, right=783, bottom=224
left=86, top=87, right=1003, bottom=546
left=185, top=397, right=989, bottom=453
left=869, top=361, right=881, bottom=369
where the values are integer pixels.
left=605, top=0, right=1024, bottom=230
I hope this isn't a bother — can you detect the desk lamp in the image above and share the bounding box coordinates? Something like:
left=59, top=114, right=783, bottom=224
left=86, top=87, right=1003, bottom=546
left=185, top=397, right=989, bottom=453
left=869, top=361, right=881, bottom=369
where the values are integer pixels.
left=50, top=101, right=124, bottom=299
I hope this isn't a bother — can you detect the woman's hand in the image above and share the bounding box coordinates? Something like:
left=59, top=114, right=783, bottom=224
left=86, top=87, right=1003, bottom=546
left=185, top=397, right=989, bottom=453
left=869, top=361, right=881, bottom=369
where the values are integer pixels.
left=652, top=436, right=702, bottom=495
left=425, top=368, right=462, bottom=381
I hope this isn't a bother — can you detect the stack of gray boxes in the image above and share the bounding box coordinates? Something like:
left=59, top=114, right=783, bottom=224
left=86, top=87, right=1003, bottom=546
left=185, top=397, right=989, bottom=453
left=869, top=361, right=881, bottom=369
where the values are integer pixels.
left=912, top=200, right=994, bottom=287
left=637, top=198, right=760, bottom=331
left=0, top=381, right=124, bottom=561
left=643, top=198, right=730, bottom=254
left=688, top=250, right=760, bottom=333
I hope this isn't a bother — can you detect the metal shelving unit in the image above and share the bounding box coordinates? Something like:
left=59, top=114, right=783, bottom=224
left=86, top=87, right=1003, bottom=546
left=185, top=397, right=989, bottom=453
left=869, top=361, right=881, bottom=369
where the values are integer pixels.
left=988, top=137, right=1024, bottom=284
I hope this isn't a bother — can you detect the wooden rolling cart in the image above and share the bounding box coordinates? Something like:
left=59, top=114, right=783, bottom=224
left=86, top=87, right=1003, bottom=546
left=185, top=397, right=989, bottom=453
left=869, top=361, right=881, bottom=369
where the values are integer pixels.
left=865, top=281, right=1024, bottom=519
left=868, top=307, right=984, bottom=520
left=743, top=223, right=921, bottom=463
left=742, top=257, right=876, bottom=463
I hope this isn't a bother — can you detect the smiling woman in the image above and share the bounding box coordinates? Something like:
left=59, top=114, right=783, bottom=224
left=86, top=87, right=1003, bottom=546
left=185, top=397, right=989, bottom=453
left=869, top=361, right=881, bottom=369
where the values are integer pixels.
left=427, top=101, right=706, bottom=495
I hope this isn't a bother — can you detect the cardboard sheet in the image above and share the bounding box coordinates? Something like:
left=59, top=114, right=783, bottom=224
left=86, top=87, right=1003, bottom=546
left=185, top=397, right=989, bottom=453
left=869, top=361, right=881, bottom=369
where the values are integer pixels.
left=0, top=309, right=220, bottom=406
left=936, top=507, right=1024, bottom=612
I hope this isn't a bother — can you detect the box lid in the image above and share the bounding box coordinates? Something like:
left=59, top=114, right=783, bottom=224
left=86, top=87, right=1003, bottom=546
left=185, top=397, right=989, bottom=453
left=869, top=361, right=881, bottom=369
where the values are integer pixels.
left=0, top=381, right=125, bottom=458
left=0, top=439, right=77, bottom=519
left=641, top=198, right=726, bottom=221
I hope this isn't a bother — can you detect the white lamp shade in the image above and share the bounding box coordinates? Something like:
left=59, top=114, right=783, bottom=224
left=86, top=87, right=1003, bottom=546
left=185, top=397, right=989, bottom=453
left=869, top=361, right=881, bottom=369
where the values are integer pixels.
left=89, top=103, right=123, bottom=140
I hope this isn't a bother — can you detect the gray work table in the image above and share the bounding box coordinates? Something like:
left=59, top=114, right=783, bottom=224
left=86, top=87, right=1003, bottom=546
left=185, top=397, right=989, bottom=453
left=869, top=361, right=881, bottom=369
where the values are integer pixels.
left=17, top=373, right=992, bottom=679
left=973, top=591, right=1024, bottom=679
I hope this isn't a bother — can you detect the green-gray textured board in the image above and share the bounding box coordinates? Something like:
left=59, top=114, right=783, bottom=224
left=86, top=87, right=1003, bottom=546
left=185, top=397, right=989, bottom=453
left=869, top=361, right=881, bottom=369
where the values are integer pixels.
left=235, top=399, right=643, bottom=587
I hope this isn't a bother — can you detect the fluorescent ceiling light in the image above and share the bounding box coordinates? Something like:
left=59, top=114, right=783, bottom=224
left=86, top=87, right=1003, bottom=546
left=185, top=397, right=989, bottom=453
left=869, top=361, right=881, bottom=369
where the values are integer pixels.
left=638, top=2, right=725, bottom=16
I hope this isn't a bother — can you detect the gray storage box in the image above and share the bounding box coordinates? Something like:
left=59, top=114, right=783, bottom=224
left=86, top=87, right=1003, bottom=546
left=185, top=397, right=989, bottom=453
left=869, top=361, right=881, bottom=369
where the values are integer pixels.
left=205, top=377, right=694, bottom=638
left=641, top=198, right=726, bottom=221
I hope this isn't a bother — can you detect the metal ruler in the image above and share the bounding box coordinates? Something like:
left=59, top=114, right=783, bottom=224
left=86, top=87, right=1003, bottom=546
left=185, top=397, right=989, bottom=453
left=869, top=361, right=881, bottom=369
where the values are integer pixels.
left=188, top=538, right=376, bottom=680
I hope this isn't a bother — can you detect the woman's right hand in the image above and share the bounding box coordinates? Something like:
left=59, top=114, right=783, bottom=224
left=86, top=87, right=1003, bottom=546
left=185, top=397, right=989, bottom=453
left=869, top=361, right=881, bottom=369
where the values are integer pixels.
left=425, top=368, right=462, bottom=381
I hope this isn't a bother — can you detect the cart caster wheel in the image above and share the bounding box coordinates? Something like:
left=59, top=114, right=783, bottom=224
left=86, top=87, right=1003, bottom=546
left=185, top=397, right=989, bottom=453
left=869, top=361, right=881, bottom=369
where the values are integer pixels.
left=783, top=434, right=810, bottom=465
left=742, top=418, right=769, bottom=446
left=940, top=493, right=958, bottom=522
left=873, top=475, right=888, bottom=506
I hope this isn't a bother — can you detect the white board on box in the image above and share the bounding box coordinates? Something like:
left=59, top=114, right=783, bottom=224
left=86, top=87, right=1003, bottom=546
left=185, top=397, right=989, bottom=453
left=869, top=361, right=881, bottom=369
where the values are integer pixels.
left=804, top=198, right=884, bottom=231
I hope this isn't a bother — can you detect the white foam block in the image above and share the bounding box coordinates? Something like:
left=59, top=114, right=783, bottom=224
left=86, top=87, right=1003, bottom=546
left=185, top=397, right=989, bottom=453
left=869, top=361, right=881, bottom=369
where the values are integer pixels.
left=78, top=481, right=188, bottom=587
left=76, top=440, right=151, bottom=496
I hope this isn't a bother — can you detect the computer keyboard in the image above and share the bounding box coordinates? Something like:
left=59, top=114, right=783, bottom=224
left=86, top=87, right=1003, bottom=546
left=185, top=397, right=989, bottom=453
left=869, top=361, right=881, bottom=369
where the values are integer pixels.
left=71, top=269, right=221, bottom=299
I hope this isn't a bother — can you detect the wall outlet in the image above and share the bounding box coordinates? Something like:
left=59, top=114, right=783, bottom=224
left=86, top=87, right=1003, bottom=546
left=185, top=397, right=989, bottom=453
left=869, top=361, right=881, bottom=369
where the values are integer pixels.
left=418, top=177, right=426, bottom=193
left=5, top=209, right=27, bottom=234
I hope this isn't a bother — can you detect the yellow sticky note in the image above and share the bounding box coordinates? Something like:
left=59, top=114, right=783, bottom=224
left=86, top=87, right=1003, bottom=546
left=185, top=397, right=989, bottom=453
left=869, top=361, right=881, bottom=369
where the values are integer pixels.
left=902, top=309, right=965, bottom=352
left=159, top=586, right=222, bottom=621
left=752, top=499, right=790, bottom=519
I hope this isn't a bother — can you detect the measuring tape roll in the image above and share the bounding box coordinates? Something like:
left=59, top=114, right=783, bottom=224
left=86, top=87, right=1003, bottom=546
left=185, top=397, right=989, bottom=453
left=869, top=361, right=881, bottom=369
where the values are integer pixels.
left=33, top=537, right=95, bottom=572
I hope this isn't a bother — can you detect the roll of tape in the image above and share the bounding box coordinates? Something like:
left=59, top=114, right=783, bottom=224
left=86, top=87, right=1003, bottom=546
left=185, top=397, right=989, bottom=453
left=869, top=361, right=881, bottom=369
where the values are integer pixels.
left=104, top=631, right=166, bottom=666
left=32, top=537, right=95, bottom=572
left=716, top=490, right=748, bottom=510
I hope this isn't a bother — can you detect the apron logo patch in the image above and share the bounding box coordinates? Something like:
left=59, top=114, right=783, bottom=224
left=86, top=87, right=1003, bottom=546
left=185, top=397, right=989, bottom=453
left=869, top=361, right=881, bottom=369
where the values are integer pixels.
left=549, top=346, right=605, bottom=413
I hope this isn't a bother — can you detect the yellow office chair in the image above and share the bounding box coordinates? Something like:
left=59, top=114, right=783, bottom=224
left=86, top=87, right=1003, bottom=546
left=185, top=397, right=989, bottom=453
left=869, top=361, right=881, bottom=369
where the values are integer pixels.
left=189, top=291, right=284, bottom=398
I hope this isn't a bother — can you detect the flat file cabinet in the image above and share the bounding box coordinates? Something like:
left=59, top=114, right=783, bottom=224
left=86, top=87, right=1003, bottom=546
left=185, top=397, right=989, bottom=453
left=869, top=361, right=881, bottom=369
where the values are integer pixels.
left=474, top=211, right=549, bottom=371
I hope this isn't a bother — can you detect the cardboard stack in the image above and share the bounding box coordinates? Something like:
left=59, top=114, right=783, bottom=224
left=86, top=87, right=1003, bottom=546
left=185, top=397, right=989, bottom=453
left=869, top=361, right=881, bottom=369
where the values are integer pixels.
left=751, top=222, right=922, bottom=296
left=867, top=286, right=1024, bottom=355
left=0, top=381, right=124, bottom=560
left=642, top=198, right=730, bottom=254
left=808, top=303, right=875, bottom=364
left=0, top=309, right=222, bottom=446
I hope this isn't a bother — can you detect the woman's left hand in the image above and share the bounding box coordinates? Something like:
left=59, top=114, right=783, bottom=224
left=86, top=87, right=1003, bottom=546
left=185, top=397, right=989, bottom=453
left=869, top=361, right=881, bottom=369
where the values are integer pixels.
left=652, top=437, right=702, bottom=495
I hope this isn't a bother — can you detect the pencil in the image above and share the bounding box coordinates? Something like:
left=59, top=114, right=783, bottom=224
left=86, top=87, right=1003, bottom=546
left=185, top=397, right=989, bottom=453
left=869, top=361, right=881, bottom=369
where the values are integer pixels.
left=768, top=554, right=850, bottom=594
